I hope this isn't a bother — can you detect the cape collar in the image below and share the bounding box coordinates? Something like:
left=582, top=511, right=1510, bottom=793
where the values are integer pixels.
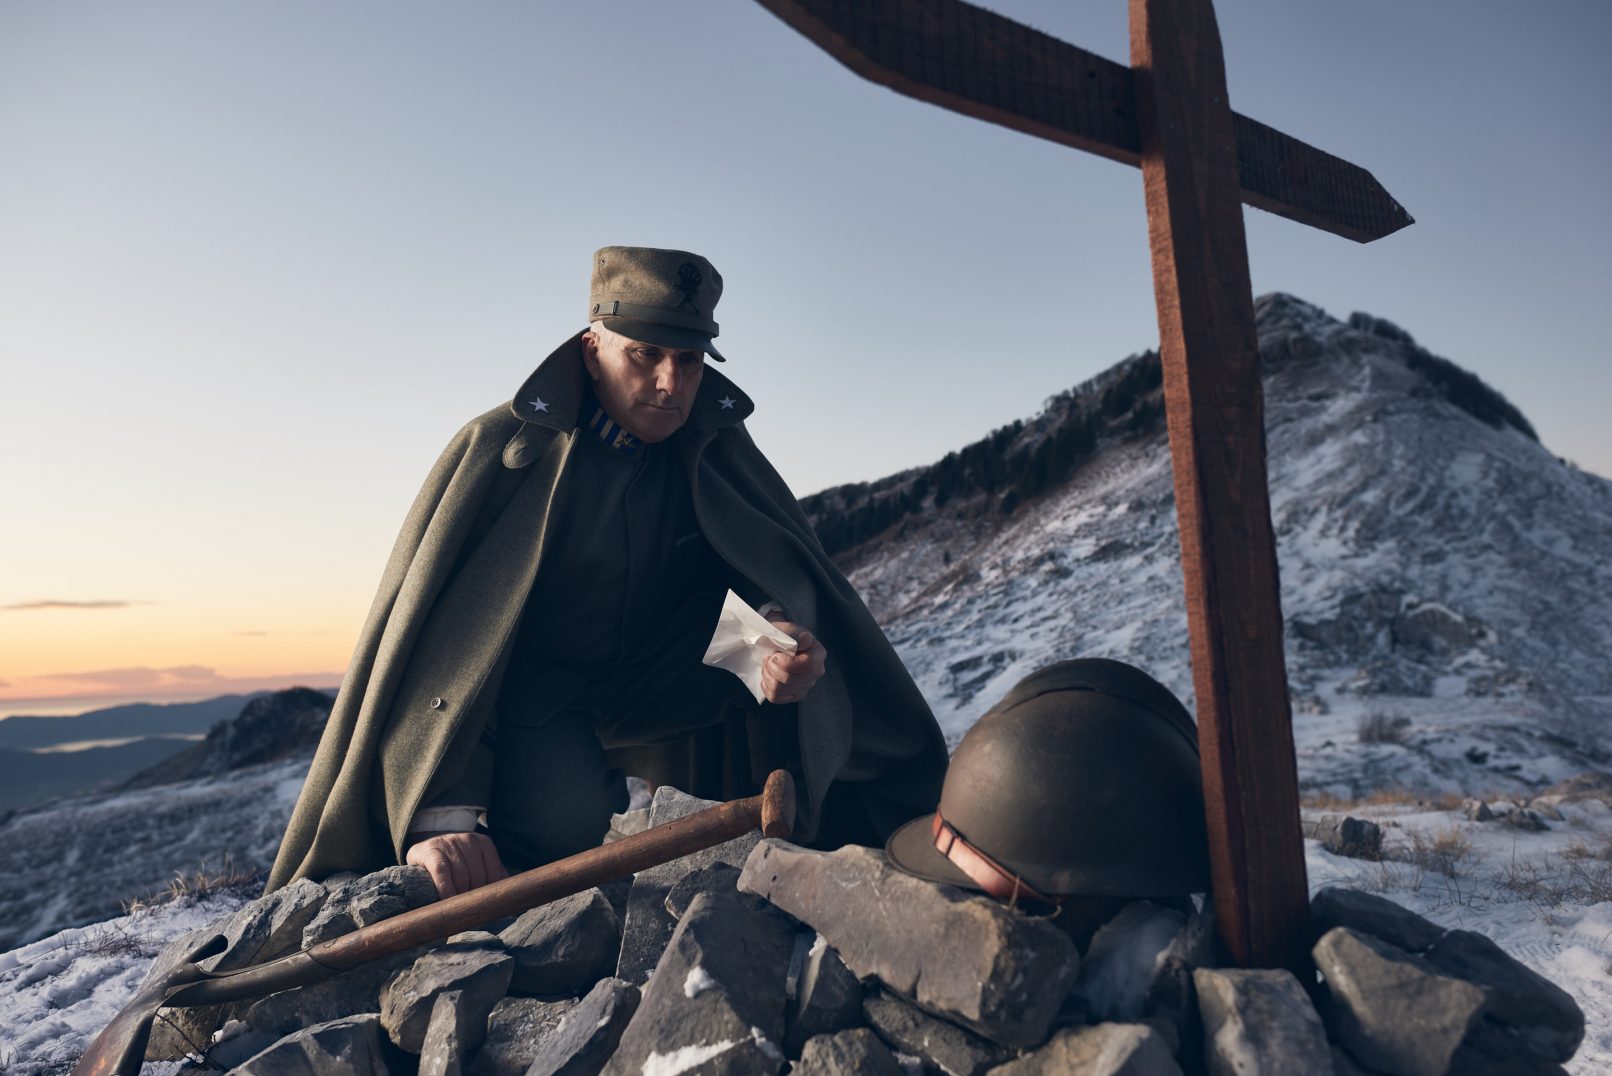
left=509, top=329, right=754, bottom=438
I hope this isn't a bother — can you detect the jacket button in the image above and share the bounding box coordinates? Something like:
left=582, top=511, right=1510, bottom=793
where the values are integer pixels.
left=429, top=696, right=444, bottom=710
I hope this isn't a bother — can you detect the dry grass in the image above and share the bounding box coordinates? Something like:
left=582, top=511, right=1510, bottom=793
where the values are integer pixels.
left=59, top=919, right=155, bottom=960
left=1563, top=836, right=1612, bottom=862
left=1357, top=711, right=1413, bottom=744
left=1496, top=854, right=1612, bottom=907
left=122, top=854, right=263, bottom=917
left=1302, top=787, right=1466, bottom=812
left=1398, top=826, right=1478, bottom=879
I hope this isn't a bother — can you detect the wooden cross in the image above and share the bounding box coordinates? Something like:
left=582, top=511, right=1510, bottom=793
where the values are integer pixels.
left=755, top=0, right=1412, bottom=973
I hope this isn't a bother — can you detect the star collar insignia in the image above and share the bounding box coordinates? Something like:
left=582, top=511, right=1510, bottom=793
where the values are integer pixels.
left=718, top=396, right=736, bottom=410
left=528, top=397, right=550, bottom=414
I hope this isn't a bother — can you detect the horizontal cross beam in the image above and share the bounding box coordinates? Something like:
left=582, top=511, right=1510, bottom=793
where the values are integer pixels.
left=755, top=0, right=1413, bottom=243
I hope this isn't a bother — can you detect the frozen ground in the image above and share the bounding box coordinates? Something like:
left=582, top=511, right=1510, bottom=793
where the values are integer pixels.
left=0, top=883, right=254, bottom=1075
left=0, top=756, right=308, bottom=952
left=1303, top=793, right=1612, bottom=1074
left=3, top=798, right=1609, bottom=1074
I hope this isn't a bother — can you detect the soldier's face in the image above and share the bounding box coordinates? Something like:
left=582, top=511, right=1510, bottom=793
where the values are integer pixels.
left=582, top=327, right=705, bottom=443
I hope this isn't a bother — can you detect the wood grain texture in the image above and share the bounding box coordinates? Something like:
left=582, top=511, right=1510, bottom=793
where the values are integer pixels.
left=754, top=0, right=1412, bottom=242
left=1130, top=0, right=1311, bottom=973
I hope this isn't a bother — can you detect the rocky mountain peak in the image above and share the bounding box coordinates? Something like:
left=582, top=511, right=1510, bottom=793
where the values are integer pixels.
left=121, top=686, right=333, bottom=791
left=809, top=293, right=1611, bottom=797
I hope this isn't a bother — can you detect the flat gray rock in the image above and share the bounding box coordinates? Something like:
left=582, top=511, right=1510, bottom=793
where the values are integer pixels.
left=499, top=888, right=620, bottom=997
left=1307, top=815, right=1385, bottom=859
left=604, top=888, right=795, bottom=1075
left=986, top=1023, right=1182, bottom=1076
left=447, top=930, right=505, bottom=949
left=795, top=1028, right=905, bottom=1076
left=1447, top=1022, right=1575, bottom=1075
left=381, top=946, right=515, bottom=1052
left=419, top=990, right=469, bottom=1076
left=231, top=1013, right=391, bottom=1075
left=467, top=997, right=580, bottom=1076
left=1310, top=888, right=1445, bottom=954
left=738, top=839, right=1077, bottom=1048
left=1423, top=929, right=1584, bottom=1064
left=786, top=931, right=866, bottom=1055
left=605, top=807, right=651, bottom=843
left=664, top=862, right=743, bottom=921
left=1072, top=902, right=1189, bottom=1023
left=240, top=945, right=430, bottom=1040
left=615, top=786, right=761, bottom=983
left=863, top=989, right=1008, bottom=1076
left=1314, top=926, right=1486, bottom=1076
left=302, top=865, right=439, bottom=947
left=1141, top=901, right=1215, bottom=1067
left=1503, top=808, right=1551, bottom=832
left=1193, top=968, right=1330, bottom=1076
left=524, top=977, right=640, bottom=1076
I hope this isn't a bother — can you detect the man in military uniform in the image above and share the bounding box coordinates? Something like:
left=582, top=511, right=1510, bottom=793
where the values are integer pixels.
left=267, top=246, right=949, bottom=898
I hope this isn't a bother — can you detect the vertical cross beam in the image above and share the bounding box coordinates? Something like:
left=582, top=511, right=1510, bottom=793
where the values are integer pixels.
left=1131, top=0, right=1310, bottom=972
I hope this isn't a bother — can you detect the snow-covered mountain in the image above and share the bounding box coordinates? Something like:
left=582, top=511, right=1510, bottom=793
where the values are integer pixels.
left=806, top=293, right=1612, bottom=798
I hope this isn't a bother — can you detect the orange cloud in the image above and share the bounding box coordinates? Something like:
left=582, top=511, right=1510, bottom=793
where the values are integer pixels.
left=36, top=665, right=223, bottom=689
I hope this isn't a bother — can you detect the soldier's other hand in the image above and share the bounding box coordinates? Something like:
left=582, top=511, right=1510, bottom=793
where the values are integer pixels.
left=761, top=621, right=827, bottom=705
left=406, top=832, right=509, bottom=898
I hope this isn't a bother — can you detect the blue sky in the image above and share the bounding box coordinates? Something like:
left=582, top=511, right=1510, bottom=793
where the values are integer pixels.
left=1, top=1, right=1607, bottom=711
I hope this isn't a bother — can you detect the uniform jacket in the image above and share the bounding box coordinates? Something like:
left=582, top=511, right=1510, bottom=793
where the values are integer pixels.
left=266, top=331, right=948, bottom=891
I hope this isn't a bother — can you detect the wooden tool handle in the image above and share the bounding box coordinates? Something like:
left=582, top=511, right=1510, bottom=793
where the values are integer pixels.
left=310, top=769, right=796, bottom=971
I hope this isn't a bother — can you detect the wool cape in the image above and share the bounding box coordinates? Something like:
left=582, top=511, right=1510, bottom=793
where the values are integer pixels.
left=266, top=331, right=948, bottom=892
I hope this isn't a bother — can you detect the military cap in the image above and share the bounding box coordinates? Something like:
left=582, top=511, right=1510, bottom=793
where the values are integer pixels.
left=588, top=245, right=726, bottom=361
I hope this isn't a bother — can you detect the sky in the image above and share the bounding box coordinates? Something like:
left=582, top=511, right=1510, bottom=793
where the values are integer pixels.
left=2, top=1, right=1607, bottom=717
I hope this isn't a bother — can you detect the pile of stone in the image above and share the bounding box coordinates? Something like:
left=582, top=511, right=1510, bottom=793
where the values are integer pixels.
left=129, top=786, right=1585, bottom=1075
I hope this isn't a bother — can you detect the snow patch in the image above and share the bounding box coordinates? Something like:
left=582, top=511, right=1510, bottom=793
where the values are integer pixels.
left=641, top=1039, right=737, bottom=1076
left=682, top=965, right=719, bottom=999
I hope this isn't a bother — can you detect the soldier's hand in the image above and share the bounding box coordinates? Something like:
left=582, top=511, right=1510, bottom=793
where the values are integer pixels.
left=405, top=832, right=509, bottom=898
left=761, top=620, right=828, bottom=705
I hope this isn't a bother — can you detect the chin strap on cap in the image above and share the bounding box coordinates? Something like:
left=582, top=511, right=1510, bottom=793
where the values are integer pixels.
left=931, top=812, right=1062, bottom=914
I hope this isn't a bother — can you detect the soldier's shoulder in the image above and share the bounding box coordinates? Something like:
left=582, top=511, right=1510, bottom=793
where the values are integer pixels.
left=443, top=402, right=526, bottom=447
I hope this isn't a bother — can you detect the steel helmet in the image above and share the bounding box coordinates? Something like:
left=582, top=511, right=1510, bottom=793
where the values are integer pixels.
left=886, top=658, right=1210, bottom=902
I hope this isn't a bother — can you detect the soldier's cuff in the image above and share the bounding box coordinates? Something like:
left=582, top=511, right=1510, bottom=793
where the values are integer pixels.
left=407, top=805, right=485, bottom=836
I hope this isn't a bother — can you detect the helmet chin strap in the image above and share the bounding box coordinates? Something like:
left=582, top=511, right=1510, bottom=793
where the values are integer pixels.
left=931, top=812, right=1062, bottom=915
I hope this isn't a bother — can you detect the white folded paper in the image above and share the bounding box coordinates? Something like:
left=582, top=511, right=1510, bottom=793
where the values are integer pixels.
left=702, top=590, right=799, bottom=703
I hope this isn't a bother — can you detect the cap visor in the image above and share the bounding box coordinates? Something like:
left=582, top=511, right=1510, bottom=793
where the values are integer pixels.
left=597, top=316, right=724, bottom=362
left=884, top=814, right=983, bottom=892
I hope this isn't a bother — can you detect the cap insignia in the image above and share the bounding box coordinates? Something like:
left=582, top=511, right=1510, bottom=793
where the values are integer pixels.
left=676, top=262, right=702, bottom=315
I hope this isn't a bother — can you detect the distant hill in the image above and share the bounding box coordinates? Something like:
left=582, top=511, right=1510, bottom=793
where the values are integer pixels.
left=0, top=690, right=335, bottom=750
left=0, top=738, right=198, bottom=812
left=122, top=687, right=334, bottom=790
